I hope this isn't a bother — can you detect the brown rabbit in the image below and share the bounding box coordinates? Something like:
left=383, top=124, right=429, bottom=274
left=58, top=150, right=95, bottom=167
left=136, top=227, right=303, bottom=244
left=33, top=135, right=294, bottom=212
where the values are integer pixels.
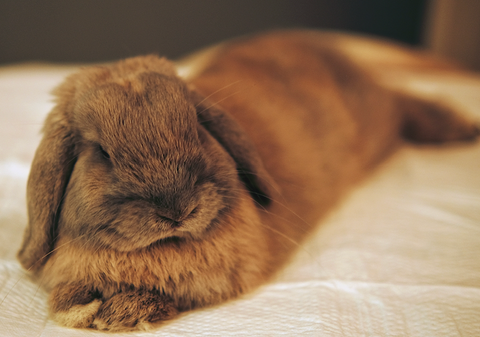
left=17, top=30, right=479, bottom=331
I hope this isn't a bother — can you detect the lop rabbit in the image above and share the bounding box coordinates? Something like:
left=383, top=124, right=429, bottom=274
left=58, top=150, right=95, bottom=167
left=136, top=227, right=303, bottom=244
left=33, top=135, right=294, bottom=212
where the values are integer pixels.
left=18, top=30, right=479, bottom=331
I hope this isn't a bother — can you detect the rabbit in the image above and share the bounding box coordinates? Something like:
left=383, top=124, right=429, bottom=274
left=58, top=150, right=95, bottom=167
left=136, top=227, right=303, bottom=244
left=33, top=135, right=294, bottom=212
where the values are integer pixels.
left=17, top=30, right=479, bottom=331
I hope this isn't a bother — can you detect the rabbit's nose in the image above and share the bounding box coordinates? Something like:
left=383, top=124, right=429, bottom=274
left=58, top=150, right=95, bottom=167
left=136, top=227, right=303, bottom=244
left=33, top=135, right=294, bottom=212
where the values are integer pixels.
left=167, top=212, right=188, bottom=223
left=170, top=220, right=182, bottom=228
left=158, top=204, right=197, bottom=226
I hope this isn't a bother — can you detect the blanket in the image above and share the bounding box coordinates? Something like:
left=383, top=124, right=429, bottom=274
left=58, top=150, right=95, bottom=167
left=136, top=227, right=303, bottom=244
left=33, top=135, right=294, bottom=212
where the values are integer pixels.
left=0, top=62, right=479, bottom=336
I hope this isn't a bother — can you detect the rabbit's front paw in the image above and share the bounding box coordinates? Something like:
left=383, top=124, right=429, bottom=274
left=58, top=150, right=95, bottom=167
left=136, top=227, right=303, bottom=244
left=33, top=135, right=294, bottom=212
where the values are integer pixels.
left=50, top=282, right=102, bottom=328
left=92, top=288, right=178, bottom=332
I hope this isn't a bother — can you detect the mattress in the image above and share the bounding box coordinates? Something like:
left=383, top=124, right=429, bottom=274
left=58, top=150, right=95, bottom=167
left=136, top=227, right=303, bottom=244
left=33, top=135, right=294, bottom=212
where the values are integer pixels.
left=0, top=61, right=479, bottom=336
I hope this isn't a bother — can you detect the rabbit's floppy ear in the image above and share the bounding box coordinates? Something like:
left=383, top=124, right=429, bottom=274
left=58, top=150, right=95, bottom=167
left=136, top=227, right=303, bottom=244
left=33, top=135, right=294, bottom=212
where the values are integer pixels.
left=190, top=88, right=277, bottom=206
left=17, top=79, right=78, bottom=272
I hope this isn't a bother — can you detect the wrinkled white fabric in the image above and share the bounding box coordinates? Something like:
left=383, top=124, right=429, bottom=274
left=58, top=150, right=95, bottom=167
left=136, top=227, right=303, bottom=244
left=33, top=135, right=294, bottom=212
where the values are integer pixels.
left=0, top=64, right=479, bottom=337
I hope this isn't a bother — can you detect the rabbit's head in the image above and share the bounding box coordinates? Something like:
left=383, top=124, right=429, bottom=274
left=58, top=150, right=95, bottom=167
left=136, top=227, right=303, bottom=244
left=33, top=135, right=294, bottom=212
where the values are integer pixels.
left=18, top=55, right=274, bottom=271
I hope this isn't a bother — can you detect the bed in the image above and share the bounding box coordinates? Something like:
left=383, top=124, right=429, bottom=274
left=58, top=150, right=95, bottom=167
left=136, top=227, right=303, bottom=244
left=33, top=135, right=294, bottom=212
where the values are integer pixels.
left=1, top=56, right=479, bottom=336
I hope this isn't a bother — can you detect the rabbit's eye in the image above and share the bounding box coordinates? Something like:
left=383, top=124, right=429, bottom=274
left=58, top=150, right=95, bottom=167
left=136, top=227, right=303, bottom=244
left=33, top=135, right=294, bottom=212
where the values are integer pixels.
left=99, top=146, right=110, bottom=159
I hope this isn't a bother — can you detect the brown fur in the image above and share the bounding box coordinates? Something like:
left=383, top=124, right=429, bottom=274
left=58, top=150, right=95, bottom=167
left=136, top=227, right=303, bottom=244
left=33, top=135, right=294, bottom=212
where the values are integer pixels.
left=18, top=30, right=479, bottom=331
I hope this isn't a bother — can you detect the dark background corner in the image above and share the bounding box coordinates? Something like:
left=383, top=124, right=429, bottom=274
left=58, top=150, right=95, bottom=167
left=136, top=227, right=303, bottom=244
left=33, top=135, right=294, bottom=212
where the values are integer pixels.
left=0, top=0, right=430, bottom=65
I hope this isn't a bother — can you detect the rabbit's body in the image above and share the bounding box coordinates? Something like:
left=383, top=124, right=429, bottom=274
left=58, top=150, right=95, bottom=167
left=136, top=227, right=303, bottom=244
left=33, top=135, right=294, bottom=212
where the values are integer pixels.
left=185, top=30, right=478, bottom=263
left=18, top=30, right=479, bottom=331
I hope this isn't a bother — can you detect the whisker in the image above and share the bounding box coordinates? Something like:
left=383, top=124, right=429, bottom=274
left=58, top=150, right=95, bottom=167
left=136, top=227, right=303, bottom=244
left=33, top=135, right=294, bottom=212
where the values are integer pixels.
left=25, top=273, right=47, bottom=314
left=4, top=225, right=118, bottom=318
left=215, top=186, right=313, bottom=232
left=240, top=213, right=334, bottom=283
left=0, top=236, right=90, bottom=316
left=236, top=167, right=333, bottom=193
left=0, top=268, right=27, bottom=308
left=224, top=212, right=327, bottom=279
left=257, top=205, right=313, bottom=237
left=197, top=90, right=244, bottom=116
left=194, top=80, right=243, bottom=107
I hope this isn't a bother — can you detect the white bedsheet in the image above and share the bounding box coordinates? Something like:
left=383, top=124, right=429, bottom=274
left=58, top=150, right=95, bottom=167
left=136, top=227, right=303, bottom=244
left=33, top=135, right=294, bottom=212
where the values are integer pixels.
left=0, top=63, right=479, bottom=336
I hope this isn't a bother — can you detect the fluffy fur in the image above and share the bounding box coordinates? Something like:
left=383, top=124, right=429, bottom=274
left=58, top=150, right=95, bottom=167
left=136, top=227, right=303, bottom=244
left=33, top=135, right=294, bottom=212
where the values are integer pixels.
left=18, top=30, right=479, bottom=331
